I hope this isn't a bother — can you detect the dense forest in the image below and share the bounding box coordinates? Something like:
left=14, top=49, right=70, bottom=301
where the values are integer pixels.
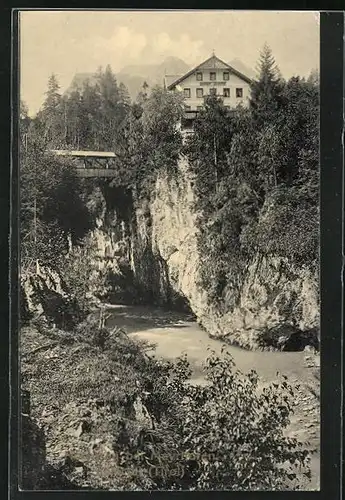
left=20, top=45, right=319, bottom=490
left=185, top=45, right=319, bottom=307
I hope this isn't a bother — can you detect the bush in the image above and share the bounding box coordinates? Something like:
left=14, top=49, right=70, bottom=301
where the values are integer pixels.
left=59, top=241, right=111, bottom=322
left=195, top=184, right=251, bottom=308
left=119, top=349, right=310, bottom=490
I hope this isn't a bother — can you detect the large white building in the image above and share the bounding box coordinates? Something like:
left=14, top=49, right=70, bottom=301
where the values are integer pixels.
left=165, top=53, right=252, bottom=132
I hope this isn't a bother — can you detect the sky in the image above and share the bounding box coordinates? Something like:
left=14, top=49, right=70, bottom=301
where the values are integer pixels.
left=20, top=10, right=320, bottom=116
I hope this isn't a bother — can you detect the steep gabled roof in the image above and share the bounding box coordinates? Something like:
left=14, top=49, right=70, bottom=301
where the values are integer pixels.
left=167, top=55, right=252, bottom=89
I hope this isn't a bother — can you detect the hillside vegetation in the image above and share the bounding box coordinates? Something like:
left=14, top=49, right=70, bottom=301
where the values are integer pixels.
left=184, top=45, right=318, bottom=310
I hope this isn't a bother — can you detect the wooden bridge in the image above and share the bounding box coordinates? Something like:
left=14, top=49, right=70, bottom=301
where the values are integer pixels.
left=50, top=150, right=117, bottom=178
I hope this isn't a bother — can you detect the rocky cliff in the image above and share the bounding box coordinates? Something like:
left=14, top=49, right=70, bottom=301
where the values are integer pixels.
left=91, top=156, right=319, bottom=350
left=22, top=154, right=319, bottom=350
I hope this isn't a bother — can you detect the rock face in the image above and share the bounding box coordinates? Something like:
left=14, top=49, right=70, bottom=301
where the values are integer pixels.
left=21, top=266, right=71, bottom=325
left=85, top=155, right=318, bottom=349
left=21, top=155, right=319, bottom=350
left=88, top=177, right=193, bottom=310
left=149, top=157, right=206, bottom=312
left=139, top=156, right=319, bottom=349
left=199, top=256, right=319, bottom=349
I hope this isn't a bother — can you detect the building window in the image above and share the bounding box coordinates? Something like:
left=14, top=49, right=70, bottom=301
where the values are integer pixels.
left=210, top=72, right=216, bottom=81
left=209, top=88, right=217, bottom=95
left=184, top=88, right=191, bottom=98
left=196, top=72, right=203, bottom=81
left=197, top=106, right=203, bottom=111
left=223, top=72, right=230, bottom=80
left=184, top=105, right=191, bottom=111
left=196, top=88, right=204, bottom=98
left=223, top=88, right=230, bottom=97
left=236, top=88, right=243, bottom=98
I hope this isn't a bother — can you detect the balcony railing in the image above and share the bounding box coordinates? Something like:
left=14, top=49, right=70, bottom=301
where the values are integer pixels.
left=199, top=81, right=226, bottom=86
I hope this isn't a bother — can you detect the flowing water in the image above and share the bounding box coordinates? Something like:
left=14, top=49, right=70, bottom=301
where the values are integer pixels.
left=106, top=304, right=309, bottom=384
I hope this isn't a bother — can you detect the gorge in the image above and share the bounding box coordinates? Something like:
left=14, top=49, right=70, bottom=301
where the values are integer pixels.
left=84, top=154, right=319, bottom=352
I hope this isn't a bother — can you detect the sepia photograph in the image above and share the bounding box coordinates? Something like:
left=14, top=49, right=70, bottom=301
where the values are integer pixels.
left=18, top=9, right=320, bottom=491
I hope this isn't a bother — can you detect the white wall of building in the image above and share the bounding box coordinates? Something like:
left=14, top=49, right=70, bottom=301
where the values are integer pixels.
left=174, top=68, right=250, bottom=111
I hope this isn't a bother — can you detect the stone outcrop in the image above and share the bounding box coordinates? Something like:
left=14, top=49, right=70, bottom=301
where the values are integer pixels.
left=21, top=266, right=71, bottom=325
left=133, top=156, right=319, bottom=350
left=83, top=155, right=318, bottom=350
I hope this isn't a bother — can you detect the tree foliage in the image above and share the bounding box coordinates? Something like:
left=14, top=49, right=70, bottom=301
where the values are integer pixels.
left=20, top=123, right=93, bottom=275
left=20, top=73, right=184, bottom=320
left=31, top=70, right=183, bottom=198
left=34, top=67, right=130, bottom=151
left=108, top=85, right=184, bottom=196
left=184, top=44, right=319, bottom=307
left=37, top=74, right=64, bottom=146
left=118, top=350, right=310, bottom=490
left=250, top=43, right=284, bottom=126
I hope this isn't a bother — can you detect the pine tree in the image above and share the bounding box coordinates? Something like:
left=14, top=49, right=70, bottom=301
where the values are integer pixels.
left=277, top=76, right=319, bottom=190
left=39, top=73, right=64, bottom=147
left=95, top=65, right=126, bottom=150
left=137, top=81, right=149, bottom=105
left=20, top=100, right=31, bottom=149
left=119, top=82, right=131, bottom=107
left=307, top=68, right=319, bottom=86
left=98, top=65, right=119, bottom=105
left=250, top=43, right=284, bottom=126
left=43, top=73, right=61, bottom=112
left=186, top=95, right=234, bottom=200
left=64, top=90, right=82, bottom=148
left=80, top=81, right=102, bottom=149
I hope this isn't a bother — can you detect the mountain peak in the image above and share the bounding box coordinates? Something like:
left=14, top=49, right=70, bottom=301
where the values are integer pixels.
left=64, top=72, right=97, bottom=96
left=64, top=56, right=255, bottom=103
left=161, top=55, right=188, bottom=66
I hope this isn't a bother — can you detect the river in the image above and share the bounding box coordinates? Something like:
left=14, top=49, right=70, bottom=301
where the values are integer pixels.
left=106, top=304, right=312, bottom=385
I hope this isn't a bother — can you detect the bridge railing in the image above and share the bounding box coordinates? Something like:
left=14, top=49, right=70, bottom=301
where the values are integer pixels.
left=50, top=150, right=117, bottom=175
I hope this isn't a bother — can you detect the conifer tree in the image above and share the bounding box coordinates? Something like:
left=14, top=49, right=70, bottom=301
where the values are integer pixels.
left=137, top=81, right=149, bottom=105
left=43, top=73, right=61, bottom=112
left=95, top=65, right=129, bottom=150
left=38, top=73, right=64, bottom=147
left=63, top=89, right=82, bottom=148
left=250, top=43, right=283, bottom=126
left=119, top=82, right=131, bottom=108
left=307, top=68, right=319, bottom=86
left=80, top=81, right=102, bottom=149
left=20, top=100, right=31, bottom=149
left=186, top=95, right=234, bottom=204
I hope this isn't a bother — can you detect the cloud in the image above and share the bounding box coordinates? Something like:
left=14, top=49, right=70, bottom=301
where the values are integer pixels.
left=92, top=26, right=147, bottom=60
left=151, top=32, right=204, bottom=62
left=88, top=27, right=204, bottom=67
